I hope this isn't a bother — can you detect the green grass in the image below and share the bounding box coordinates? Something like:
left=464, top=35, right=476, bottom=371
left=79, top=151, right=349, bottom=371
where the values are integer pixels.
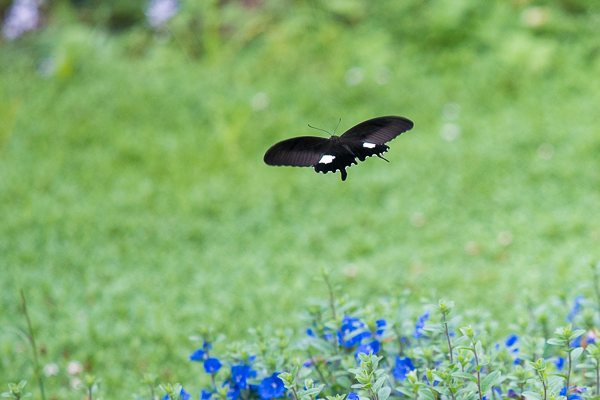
left=1, top=1, right=599, bottom=397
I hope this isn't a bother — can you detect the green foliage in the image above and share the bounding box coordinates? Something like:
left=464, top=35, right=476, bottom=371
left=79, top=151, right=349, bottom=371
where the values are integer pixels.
left=1, top=0, right=600, bottom=397
left=1, top=381, right=31, bottom=400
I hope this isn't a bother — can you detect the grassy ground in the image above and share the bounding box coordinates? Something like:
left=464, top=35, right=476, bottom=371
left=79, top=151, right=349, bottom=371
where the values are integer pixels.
left=1, top=1, right=599, bottom=397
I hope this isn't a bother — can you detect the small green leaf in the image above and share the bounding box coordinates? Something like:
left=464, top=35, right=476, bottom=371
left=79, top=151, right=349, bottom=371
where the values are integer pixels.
left=481, top=370, right=502, bottom=394
left=378, top=386, right=391, bottom=400
left=453, top=372, right=477, bottom=382
left=522, top=391, right=542, bottom=400
left=571, top=347, right=584, bottom=360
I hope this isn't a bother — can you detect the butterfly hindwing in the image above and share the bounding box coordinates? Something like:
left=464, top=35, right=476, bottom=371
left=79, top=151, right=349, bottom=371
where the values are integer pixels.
left=313, top=142, right=357, bottom=181
left=345, top=141, right=390, bottom=162
left=263, top=136, right=330, bottom=167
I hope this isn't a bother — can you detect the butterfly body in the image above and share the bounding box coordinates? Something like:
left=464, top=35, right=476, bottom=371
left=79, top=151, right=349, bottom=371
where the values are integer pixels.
left=264, top=116, right=413, bottom=181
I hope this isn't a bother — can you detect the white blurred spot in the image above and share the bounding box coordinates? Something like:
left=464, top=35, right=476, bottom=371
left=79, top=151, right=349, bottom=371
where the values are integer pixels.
left=497, top=231, right=513, bottom=247
left=409, top=212, right=426, bottom=228
left=442, top=103, right=461, bottom=121
left=345, top=67, right=364, bottom=86
left=70, top=377, right=83, bottom=390
left=1, top=0, right=40, bottom=40
left=363, top=142, right=376, bottom=148
left=319, top=155, right=335, bottom=164
left=146, top=0, right=179, bottom=29
left=67, top=360, right=83, bottom=376
left=537, top=143, right=554, bottom=160
left=521, top=7, right=549, bottom=28
left=343, top=264, right=359, bottom=278
left=465, top=241, right=480, bottom=256
left=251, top=92, right=269, bottom=111
left=375, top=67, right=390, bottom=85
left=441, top=122, right=461, bottom=142
left=43, top=363, right=59, bottom=377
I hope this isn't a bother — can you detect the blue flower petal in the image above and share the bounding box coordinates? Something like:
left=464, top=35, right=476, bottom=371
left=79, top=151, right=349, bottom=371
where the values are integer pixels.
left=258, top=373, right=285, bottom=400
left=392, top=356, right=415, bottom=381
left=190, top=348, right=205, bottom=362
left=505, top=334, right=518, bottom=347
left=204, top=357, right=222, bottom=374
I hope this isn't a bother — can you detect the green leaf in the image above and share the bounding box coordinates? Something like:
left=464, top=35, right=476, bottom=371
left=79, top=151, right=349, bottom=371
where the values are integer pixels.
left=396, top=387, right=413, bottom=397
left=571, top=347, right=584, bottom=360
left=522, top=391, right=542, bottom=400
left=373, top=376, right=387, bottom=392
left=547, top=338, right=563, bottom=346
left=419, top=388, right=436, bottom=400
left=481, top=370, right=502, bottom=394
left=453, top=372, right=477, bottom=382
left=378, top=386, right=391, bottom=400
left=571, top=329, right=586, bottom=340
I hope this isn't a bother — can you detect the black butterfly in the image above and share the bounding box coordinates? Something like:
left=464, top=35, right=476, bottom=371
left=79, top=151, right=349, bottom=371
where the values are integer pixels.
left=263, top=116, right=414, bottom=181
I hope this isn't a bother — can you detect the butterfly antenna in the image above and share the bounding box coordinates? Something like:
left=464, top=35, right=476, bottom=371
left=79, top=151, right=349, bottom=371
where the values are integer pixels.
left=333, top=117, right=342, bottom=135
left=308, top=124, right=331, bottom=136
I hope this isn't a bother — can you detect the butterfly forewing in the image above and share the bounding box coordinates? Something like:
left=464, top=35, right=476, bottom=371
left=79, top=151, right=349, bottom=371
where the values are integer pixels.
left=263, top=136, right=329, bottom=167
left=341, top=116, right=414, bottom=144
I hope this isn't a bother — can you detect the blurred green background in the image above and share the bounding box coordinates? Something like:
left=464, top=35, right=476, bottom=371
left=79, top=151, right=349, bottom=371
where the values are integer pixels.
left=1, top=0, right=599, bottom=397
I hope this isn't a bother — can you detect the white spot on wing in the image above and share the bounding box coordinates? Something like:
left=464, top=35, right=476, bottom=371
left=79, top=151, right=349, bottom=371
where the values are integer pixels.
left=318, top=155, right=335, bottom=164
left=363, top=142, right=376, bottom=148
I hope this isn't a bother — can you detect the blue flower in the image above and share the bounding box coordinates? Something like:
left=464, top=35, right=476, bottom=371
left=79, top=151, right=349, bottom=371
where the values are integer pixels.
left=507, top=389, right=518, bottom=398
left=567, top=296, right=584, bottom=322
left=227, top=364, right=257, bottom=399
left=375, top=319, right=387, bottom=336
left=145, top=0, right=179, bottom=29
left=190, top=348, right=205, bottom=362
left=306, top=328, right=316, bottom=337
left=347, top=393, right=359, bottom=400
left=162, top=388, right=191, bottom=400
left=355, top=340, right=380, bottom=359
left=190, top=341, right=212, bottom=362
left=204, top=357, right=222, bottom=374
left=258, top=373, right=285, bottom=400
left=180, top=388, right=191, bottom=400
left=338, top=316, right=371, bottom=348
left=230, top=364, right=256, bottom=389
left=392, top=356, right=415, bottom=381
left=414, top=311, right=429, bottom=338
left=554, top=357, right=565, bottom=370
left=505, top=334, right=518, bottom=347
left=1, top=0, right=40, bottom=40
left=560, top=387, right=584, bottom=400
left=201, top=390, right=213, bottom=400
left=559, top=386, right=585, bottom=400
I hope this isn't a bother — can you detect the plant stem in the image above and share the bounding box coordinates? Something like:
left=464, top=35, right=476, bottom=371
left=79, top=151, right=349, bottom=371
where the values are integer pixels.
left=307, top=350, right=332, bottom=386
left=472, top=344, right=482, bottom=400
left=596, top=360, right=600, bottom=396
left=290, top=387, right=300, bottom=400
left=566, top=350, right=572, bottom=394
left=541, top=378, right=547, bottom=400
left=442, top=312, right=453, bottom=363
left=88, top=386, right=93, bottom=400
left=593, top=263, right=600, bottom=324
left=20, top=289, right=46, bottom=400
left=322, top=271, right=337, bottom=320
